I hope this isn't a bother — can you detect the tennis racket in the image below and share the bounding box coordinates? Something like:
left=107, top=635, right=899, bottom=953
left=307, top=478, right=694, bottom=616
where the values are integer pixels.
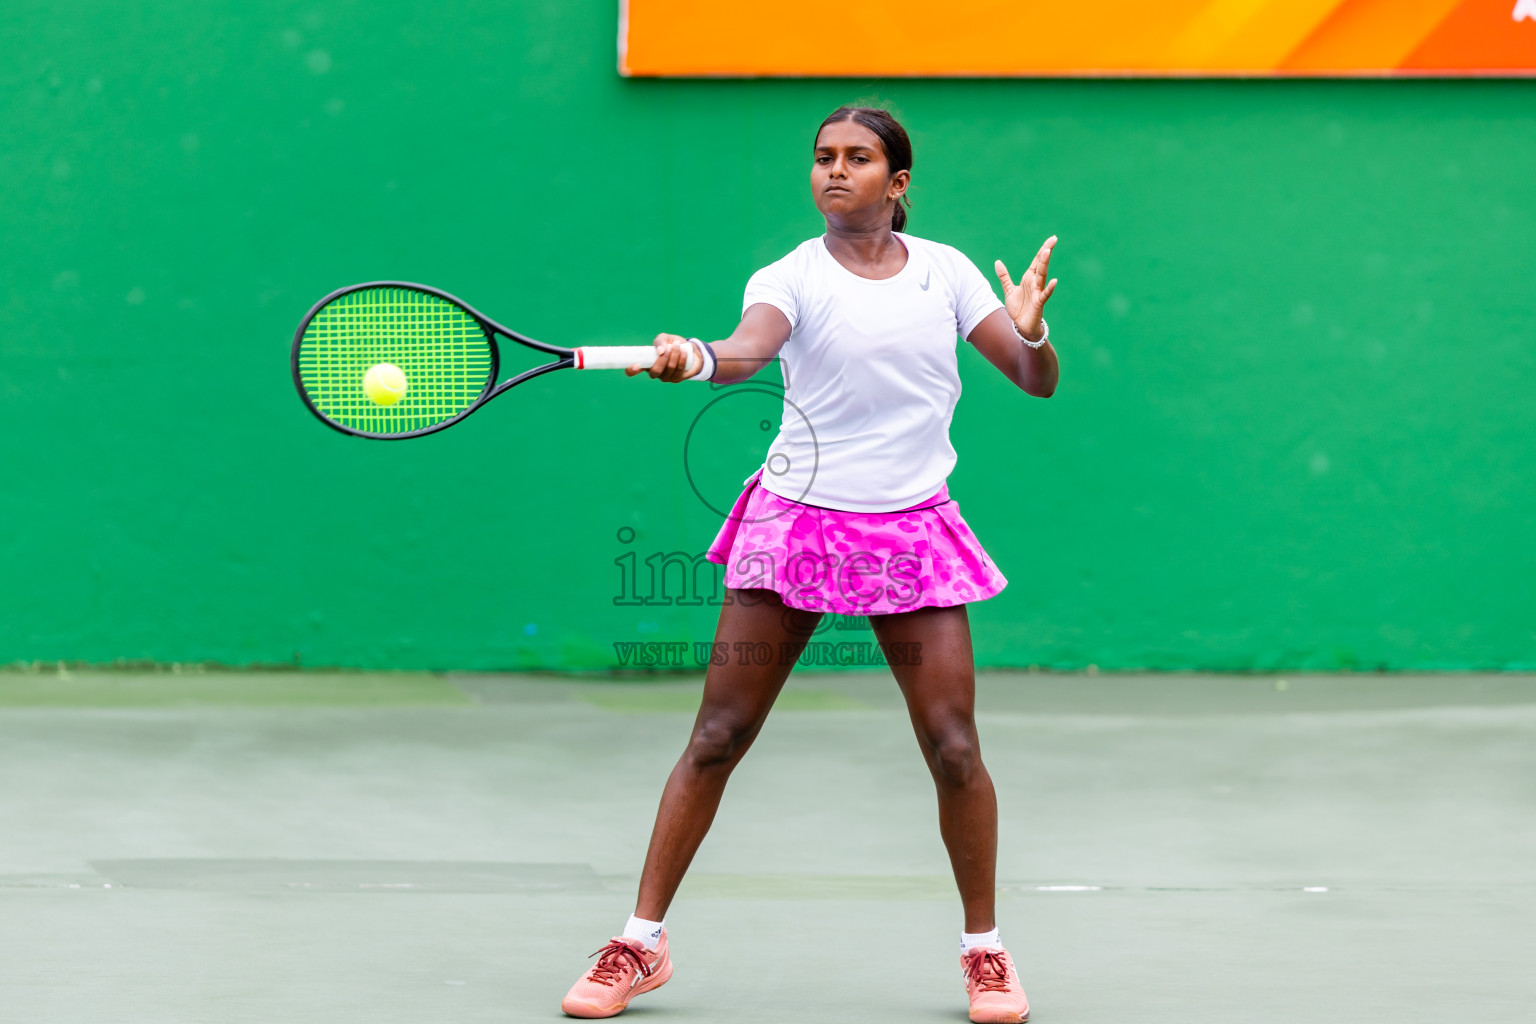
left=290, top=281, right=701, bottom=439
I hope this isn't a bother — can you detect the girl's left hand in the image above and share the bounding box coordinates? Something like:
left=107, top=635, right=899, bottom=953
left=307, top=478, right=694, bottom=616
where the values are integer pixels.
left=994, top=235, right=1058, bottom=343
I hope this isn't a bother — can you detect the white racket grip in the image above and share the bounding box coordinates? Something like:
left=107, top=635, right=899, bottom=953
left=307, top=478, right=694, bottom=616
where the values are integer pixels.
left=574, top=343, right=703, bottom=377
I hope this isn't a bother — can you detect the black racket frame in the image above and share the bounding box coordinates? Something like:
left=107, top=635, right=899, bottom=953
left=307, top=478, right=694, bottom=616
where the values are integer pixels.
left=290, top=280, right=575, bottom=440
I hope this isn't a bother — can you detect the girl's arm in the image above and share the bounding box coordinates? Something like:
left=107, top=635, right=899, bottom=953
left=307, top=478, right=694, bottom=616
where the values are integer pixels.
left=967, top=309, right=1058, bottom=398
left=627, top=303, right=794, bottom=385
left=966, top=235, right=1060, bottom=398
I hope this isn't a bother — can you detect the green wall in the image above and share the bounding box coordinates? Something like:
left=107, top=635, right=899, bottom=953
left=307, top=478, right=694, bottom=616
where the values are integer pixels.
left=4, top=2, right=1533, bottom=672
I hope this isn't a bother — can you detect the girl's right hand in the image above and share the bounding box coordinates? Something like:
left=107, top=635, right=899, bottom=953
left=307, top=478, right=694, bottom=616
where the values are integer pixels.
left=626, top=333, right=700, bottom=382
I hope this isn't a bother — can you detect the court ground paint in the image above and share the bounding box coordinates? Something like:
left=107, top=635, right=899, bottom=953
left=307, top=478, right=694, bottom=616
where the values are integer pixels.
left=2, top=672, right=1532, bottom=1022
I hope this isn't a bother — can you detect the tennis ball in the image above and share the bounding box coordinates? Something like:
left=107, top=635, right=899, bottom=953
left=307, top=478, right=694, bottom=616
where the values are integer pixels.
left=362, top=363, right=408, bottom=407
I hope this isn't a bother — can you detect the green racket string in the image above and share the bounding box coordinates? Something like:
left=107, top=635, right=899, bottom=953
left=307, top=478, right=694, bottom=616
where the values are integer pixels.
left=295, top=286, right=494, bottom=436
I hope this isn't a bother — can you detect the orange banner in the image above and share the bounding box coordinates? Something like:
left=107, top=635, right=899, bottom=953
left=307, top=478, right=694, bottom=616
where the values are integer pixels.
left=620, top=0, right=1536, bottom=76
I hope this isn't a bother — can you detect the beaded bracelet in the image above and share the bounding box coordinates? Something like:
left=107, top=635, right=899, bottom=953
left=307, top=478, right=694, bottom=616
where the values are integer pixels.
left=1014, top=318, right=1049, bottom=349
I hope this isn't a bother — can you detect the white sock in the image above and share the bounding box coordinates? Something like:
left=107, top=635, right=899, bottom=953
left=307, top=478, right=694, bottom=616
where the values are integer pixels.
left=961, top=927, right=1003, bottom=953
left=623, top=914, right=665, bottom=951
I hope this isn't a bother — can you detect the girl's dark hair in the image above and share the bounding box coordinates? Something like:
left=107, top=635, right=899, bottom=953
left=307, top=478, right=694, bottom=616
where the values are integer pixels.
left=815, top=106, right=913, bottom=231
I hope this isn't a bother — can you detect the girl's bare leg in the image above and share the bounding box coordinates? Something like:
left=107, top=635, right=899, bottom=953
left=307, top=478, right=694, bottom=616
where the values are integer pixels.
left=870, top=603, right=998, bottom=932
left=633, top=588, right=822, bottom=920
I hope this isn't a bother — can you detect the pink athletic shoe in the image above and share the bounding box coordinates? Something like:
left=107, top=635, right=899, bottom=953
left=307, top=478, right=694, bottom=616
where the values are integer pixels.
left=561, top=932, right=673, bottom=1018
left=962, top=946, right=1030, bottom=1023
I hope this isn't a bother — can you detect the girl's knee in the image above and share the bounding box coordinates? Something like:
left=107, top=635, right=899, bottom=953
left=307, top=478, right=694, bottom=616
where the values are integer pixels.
left=927, top=729, right=983, bottom=786
left=686, top=716, right=757, bottom=770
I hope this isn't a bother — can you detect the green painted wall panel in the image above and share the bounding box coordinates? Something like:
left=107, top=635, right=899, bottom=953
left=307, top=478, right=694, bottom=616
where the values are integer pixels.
left=3, top=3, right=1533, bottom=670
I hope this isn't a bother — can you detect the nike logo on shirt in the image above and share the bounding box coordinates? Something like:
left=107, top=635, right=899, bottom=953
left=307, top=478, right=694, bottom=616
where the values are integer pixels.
left=919, top=269, right=931, bottom=290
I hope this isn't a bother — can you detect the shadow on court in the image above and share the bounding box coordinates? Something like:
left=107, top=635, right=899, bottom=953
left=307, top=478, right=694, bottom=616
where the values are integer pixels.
left=2, top=671, right=1533, bottom=1022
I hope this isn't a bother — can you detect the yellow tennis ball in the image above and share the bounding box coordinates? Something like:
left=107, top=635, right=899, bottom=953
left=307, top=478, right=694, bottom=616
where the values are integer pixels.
left=362, top=363, right=408, bottom=407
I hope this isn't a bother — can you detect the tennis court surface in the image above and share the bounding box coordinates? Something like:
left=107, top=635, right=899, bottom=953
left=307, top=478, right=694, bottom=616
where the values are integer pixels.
left=3, top=670, right=1533, bottom=1022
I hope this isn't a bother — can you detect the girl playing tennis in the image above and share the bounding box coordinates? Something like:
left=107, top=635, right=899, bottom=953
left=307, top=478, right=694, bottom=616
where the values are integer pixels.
left=561, top=106, right=1058, bottom=1024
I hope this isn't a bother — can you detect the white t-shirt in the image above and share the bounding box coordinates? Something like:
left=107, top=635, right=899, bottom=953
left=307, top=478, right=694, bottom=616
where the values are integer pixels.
left=741, top=232, right=1005, bottom=512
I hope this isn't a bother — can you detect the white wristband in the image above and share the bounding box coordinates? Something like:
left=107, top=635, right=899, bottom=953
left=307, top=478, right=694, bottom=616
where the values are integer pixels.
left=1014, top=318, right=1048, bottom=349
left=689, top=338, right=716, bottom=381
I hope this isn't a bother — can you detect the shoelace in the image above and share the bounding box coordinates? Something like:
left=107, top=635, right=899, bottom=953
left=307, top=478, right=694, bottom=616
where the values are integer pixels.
left=585, top=940, right=653, bottom=987
left=964, top=949, right=1013, bottom=993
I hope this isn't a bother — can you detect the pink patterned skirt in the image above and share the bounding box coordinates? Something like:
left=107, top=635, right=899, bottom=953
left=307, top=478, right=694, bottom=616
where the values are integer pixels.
left=705, top=469, right=1008, bottom=616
